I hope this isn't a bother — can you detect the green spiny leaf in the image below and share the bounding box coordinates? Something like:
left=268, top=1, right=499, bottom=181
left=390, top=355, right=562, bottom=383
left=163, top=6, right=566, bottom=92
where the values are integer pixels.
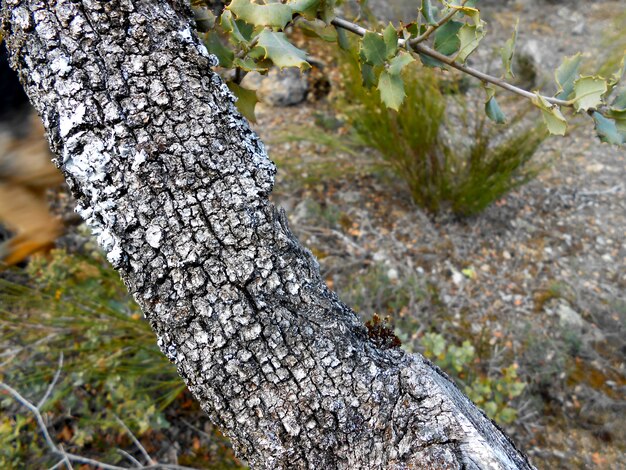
left=383, top=23, right=398, bottom=59
left=608, top=53, right=626, bottom=90
left=418, top=52, right=447, bottom=69
left=456, top=24, right=485, bottom=63
left=377, top=70, right=405, bottom=111
left=388, top=52, right=415, bottom=75
left=227, top=82, right=258, bottom=123
left=336, top=25, right=350, bottom=50
left=257, top=30, right=310, bottom=69
left=319, top=0, right=337, bottom=23
left=421, top=0, right=437, bottom=25
left=612, top=88, right=626, bottom=110
left=205, top=31, right=234, bottom=68
left=360, top=31, right=388, bottom=66
left=299, top=18, right=337, bottom=42
left=592, top=111, right=623, bottom=145
left=433, top=20, right=462, bottom=56
left=221, top=10, right=254, bottom=44
left=484, top=86, right=506, bottom=124
left=247, top=45, right=268, bottom=60
left=605, top=107, right=626, bottom=134
left=449, top=4, right=481, bottom=25
left=485, top=97, right=506, bottom=124
left=361, top=63, right=377, bottom=88
left=572, top=76, right=607, bottom=111
left=233, top=56, right=270, bottom=72
left=227, top=0, right=293, bottom=30
left=532, top=94, right=567, bottom=136
left=500, top=19, right=518, bottom=79
left=403, top=22, right=421, bottom=40
left=192, top=6, right=216, bottom=33
left=288, top=0, right=320, bottom=18
left=554, top=53, right=582, bottom=100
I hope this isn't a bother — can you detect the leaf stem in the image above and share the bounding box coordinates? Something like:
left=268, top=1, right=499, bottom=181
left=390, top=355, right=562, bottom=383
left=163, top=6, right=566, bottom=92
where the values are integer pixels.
left=330, top=16, right=572, bottom=108
left=411, top=0, right=469, bottom=45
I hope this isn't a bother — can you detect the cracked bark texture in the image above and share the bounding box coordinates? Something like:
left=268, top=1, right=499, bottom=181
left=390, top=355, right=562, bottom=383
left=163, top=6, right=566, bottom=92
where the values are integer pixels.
left=1, top=1, right=535, bottom=468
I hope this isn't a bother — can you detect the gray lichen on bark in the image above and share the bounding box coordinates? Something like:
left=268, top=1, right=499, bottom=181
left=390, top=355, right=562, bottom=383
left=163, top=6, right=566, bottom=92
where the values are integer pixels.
left=1, top=0, right=535, bottom=468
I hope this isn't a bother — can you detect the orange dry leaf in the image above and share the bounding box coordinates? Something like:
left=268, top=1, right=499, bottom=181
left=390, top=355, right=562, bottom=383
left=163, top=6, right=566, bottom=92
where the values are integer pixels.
left=591, top=453, right=606, bottom=465
left=193, top=436, right=202, bottom=451
left=57, top=425, right=73, bottom=442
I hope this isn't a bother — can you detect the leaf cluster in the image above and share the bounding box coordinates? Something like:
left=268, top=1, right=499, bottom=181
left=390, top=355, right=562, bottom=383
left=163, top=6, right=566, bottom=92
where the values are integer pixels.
left=422, top=332, right=526, bottom=425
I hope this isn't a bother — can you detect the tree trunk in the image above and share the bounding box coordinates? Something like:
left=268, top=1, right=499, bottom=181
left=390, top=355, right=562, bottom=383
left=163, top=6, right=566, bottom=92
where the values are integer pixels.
left=1, top=1, right=535, bottom=468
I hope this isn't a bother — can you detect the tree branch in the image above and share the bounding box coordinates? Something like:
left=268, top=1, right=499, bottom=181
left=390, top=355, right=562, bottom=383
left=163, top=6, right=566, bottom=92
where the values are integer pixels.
left=330, top=16, right=572, bottom=108
left=37, top=352, right=63, bottom=410
left=114, top=415, right=156, bottom=466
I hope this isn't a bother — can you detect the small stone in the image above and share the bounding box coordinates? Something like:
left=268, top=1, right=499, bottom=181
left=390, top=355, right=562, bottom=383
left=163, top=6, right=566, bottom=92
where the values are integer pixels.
left=452, top=270, right=464, bottom=286
left=556, top=302, right=584, bottom=330
left=241, top=68, right=308, bottom=107
left=513, top=39, right=546, bottom=89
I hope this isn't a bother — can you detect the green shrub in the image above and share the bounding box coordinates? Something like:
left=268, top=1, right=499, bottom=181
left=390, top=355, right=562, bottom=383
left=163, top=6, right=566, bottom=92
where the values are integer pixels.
left=336, top=50, right=549, bottom=216
left=277, top=48, right=549, bottom=215
left=598, top=11, right=626, bottom=78
left=0, top=250, right=243, bottom=468
left=338, top=52, right=449, bottom=212
left=421, top=332, right=526, bottom=425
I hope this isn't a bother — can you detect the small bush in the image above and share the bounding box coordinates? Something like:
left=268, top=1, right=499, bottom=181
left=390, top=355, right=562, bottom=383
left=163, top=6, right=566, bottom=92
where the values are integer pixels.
left=598, top=11, right=626, bottom=78
left=421, top=332, right=526, bottom=425
left=321, top=50, right=550, bottom=216
left=0, top=250, right=242, bottom=468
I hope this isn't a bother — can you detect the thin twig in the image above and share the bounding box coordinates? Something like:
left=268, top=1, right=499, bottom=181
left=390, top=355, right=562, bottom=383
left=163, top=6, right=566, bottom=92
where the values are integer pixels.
left=408, top=42, right=570, bottom=106
left=114, top=414, right=156, bottom=466
left=330, top=16, right=572, bottom=108
left=0, top=380, right=198, bottom=470
left=180, top=417, right=213, bottom=440
left=0, top=382, right=60, bottom=454
left=1, top=381, right=124, bottom=469
left=411, top=0, right=469, bottom=45
left=58, top=444, right=75, bottom=470
left=0, top=333, right=58, bottom=359
left=577, top=184, right=623, bottom=197
left=38, top=352, right=64, bottom=410
left=117, top=448, right=143, bottom=468
left=299, top=225, right=367, bottom=254
left=48, top=459, right=66, bottom=470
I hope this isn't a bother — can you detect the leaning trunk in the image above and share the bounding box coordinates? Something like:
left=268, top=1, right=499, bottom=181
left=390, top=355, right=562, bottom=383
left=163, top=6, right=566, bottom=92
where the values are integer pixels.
left=1, top=1, right=534, bottom=468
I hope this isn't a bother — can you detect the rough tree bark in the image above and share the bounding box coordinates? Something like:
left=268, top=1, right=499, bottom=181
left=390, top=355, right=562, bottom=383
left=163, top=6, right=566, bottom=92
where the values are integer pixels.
left=1, top=1, right=535, bottom=468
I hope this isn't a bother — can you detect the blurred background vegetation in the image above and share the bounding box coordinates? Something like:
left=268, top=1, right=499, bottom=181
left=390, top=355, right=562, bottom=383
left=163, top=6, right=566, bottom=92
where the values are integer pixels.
left=1, top=249, right=243, bottom=468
